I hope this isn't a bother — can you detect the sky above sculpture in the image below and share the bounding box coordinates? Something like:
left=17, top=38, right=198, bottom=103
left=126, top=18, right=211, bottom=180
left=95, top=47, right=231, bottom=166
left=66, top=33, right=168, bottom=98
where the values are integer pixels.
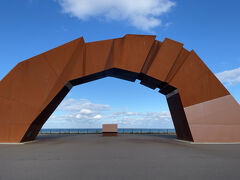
left=0, top=0, right=240, bottom=128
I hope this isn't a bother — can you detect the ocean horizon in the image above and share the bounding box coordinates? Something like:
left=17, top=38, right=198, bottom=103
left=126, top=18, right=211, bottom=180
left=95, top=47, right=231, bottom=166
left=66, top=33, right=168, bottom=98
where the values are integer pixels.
left=39, top=128, right=176, bottom=134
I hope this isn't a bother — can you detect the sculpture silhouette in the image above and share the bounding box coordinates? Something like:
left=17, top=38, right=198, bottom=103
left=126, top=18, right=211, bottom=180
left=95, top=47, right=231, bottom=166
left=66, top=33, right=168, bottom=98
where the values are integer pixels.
left=0, top=35, right=239, bottom=143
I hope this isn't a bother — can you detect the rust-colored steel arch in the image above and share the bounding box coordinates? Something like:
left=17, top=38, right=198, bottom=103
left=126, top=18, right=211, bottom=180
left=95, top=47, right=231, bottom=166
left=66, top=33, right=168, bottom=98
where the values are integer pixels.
left=0, top=34, right=240, bottom=143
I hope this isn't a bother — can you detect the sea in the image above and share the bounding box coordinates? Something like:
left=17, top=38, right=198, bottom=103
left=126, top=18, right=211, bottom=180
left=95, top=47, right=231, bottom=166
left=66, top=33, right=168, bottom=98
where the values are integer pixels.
left=39, top=128, right=175, bottom=134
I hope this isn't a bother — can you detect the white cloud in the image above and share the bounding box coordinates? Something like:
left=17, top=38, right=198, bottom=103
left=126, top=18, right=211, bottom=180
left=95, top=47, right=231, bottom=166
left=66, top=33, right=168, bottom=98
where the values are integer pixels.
left=58, top=98, right=110, bottom=112
left=44, top=98, right=173, bottom=128
left=80, top=109, right=92, bottom=114
left=216, top=67, right=240, bottom=86
left=76, top=114, right=81, bottom=118
left=93, top=114, right=102, bottom=119
left=126, top=112, right=139, bottom=116
left=56, top=0, right=175, bottom=31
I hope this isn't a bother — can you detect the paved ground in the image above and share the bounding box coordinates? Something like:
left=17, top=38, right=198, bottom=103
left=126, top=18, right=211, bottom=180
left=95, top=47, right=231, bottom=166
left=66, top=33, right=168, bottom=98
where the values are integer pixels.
left=0, top=134, right=240, bottom=180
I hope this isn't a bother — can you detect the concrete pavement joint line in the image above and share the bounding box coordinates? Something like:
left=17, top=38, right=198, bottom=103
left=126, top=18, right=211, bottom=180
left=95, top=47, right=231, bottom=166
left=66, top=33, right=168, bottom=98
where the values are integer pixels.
left=176, top=139, right=240, bottom=144
left=0, top=143, right=24, bottom=145
left=0, top=140, right=38, bottom=145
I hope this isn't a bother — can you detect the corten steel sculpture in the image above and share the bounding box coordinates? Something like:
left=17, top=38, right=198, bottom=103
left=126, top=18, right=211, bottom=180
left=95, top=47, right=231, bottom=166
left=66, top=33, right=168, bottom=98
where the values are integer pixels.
left=0, top=34, right=240, bottom=143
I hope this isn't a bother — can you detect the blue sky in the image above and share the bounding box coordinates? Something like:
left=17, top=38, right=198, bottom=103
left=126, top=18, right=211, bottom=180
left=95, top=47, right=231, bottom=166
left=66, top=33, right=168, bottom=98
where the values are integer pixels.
left=0, top=0, right=239, bottom=128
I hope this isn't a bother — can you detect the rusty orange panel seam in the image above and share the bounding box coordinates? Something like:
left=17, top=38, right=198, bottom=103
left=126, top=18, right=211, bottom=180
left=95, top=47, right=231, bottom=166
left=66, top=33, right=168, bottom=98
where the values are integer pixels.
left=104, top=40, right=115, bottom=70
left=42, top=53, right=61, bottom=78
left=82, top=41, right=87, bottom=76
left=57, top=38, right=85, bottom=81
left=163, top=47, right=184, bottom=82
left=165, top=48, right=190, bottom=83
left=104, top=38, right=124, bottom=70
left=140, top=40, right=161, bottom=74
left=41, top=39, right=85, bottom=108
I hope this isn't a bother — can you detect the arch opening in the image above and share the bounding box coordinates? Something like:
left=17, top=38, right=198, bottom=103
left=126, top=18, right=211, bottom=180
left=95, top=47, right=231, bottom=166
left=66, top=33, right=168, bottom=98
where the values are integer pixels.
left=21, top=68, right=193, bottom=142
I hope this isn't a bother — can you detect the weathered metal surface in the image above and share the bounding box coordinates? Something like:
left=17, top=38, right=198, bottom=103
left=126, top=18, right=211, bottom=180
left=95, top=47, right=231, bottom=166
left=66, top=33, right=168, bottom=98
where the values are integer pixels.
left=0, top=34, right=239, bottom=142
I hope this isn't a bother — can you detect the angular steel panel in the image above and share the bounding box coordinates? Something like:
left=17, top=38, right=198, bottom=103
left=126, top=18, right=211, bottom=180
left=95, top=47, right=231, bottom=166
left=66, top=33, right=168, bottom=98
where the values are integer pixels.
left=0, top=35, right=239, bottom=143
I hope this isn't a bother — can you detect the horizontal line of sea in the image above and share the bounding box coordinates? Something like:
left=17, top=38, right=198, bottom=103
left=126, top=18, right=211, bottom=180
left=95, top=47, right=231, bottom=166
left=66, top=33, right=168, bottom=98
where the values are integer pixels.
left=39, top=128, right=175, bottom=134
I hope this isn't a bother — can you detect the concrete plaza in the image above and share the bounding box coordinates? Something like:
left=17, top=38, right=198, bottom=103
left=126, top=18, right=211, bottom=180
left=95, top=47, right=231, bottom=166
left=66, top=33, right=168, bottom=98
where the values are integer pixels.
left=0, top=134, right=239, bottom=180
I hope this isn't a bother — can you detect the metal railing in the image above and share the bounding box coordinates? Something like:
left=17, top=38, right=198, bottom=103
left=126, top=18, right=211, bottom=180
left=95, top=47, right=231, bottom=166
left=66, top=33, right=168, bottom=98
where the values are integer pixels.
left=39, top=128, right=175, bottom=135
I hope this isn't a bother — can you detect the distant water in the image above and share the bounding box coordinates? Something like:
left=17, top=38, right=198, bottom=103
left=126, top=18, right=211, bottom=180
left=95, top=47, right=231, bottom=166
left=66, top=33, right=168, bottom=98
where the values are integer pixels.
left=39, top=128, right=175, bottom=134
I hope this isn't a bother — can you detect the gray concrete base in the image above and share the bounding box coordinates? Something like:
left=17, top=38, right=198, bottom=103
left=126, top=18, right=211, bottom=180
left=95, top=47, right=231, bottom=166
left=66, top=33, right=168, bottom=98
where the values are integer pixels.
left=0, top=140, right=38, bottom=145
left=176, top=139, right=240, bottom=144
left=0, top=134, right=240, bottom=180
